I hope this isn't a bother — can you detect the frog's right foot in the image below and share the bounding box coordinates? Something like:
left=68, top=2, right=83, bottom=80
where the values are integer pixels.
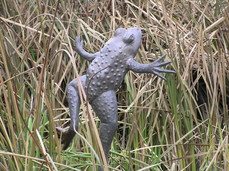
left=56, top=127, right=75, bottom=150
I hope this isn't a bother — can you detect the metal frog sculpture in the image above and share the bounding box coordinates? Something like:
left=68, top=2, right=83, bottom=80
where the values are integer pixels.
left=56, top=27, right=176, bottom=162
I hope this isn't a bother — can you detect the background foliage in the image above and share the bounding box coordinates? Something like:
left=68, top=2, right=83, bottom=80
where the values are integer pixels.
left=0, top=0, right=228, bottom=170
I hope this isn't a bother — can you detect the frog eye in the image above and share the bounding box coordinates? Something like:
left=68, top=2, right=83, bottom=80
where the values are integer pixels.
left=124, top=34, right=134, bottom=44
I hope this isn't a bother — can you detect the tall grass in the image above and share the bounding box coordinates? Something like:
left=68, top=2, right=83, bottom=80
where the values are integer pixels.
left=0, top=0, right=228, bottom=170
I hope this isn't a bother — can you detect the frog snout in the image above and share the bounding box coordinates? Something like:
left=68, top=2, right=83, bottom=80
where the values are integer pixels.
left=133, top=27, right=142, bottom=39
left=135, top=27, right=142, bottom=37
left=133, top=27, right=141, bottom=32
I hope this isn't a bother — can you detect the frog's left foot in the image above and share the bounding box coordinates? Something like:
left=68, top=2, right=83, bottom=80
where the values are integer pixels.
left=151, top=54, right=176, bottom=80
left=56, top=76, right=87, bottom=150
left=56, top=127, right=75, bottom=150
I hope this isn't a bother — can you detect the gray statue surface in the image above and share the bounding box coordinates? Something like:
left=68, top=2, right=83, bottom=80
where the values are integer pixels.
left=56, top=27, right=176, bottom=162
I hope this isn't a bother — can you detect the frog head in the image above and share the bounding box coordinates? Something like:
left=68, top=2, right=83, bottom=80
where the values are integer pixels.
left=114, top=27, right=142, bottom=57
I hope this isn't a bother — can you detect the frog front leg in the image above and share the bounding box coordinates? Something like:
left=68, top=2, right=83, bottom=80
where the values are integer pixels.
left=75, top=36, right=96, bottom=62
left=127, top=54, right=176, bottom=80
left=90, top=90, right=118, bottom=162
left=56, top=75, right=86, bottom=150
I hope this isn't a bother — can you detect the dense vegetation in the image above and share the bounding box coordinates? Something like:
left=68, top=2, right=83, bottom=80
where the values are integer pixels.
left=0, top=0, right=228, bottom=170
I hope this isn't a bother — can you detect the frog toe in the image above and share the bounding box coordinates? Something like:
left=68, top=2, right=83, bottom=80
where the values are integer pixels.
left=62, top=131, right=75, bottom=150
left=154, top=67, right=176, bottom=73
left=56, top=127, right=75, bottom=150
left=153, top=71, right=166, bottom=80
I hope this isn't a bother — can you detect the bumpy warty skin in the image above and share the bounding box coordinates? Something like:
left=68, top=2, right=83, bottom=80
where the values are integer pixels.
left=85, top=27, right=142, bottom=102
left=56, top=27, right=176, bottom=166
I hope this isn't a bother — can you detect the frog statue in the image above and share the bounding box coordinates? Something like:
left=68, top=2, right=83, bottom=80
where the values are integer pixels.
left=56, top=27, right=176, bottom=162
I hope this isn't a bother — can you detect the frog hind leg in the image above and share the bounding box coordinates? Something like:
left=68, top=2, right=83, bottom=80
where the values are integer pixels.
left=91, top=90, right=118, bottom=162
left=56, top=75, right=86, bottom=150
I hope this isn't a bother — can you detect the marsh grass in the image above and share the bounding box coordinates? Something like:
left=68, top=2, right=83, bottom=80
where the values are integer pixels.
left=0, top=0, right=228, bottom=170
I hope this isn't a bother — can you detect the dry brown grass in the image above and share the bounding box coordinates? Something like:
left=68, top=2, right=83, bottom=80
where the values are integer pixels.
left=0, top=0, right=228, bottom=170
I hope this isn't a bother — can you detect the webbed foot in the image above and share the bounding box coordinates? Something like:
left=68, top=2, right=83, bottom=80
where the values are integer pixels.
left=150, top=54, right=176, bottom=80
left=56, top=127, right=75, bottom=150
